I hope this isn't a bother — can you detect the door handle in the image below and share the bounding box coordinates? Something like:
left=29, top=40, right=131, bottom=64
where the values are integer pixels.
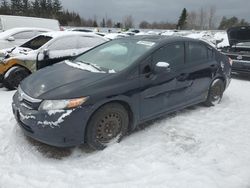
left=210, top=64, right=217, bottom=68
left=177, top=73, right=188, bottom=80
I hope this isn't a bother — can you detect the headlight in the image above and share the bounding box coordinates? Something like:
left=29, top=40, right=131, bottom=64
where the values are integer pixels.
left=38, top=97, right=89, bottom=111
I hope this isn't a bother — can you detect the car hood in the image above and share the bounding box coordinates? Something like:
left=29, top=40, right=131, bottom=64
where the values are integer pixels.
left=0, top=46, right=35, bottom=60
left=20, top=61, right=111, bottom=99
left=227, top=26, right=250, bottom=46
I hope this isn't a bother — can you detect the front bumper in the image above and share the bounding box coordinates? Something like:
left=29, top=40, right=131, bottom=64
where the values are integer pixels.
left=0, top=73, right=3, bottom=83
left=12, top=92, right=92, bottom=147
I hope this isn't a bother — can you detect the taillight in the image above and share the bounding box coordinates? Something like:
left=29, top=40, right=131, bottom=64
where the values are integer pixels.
left=228, top=58, right=233, bottom=66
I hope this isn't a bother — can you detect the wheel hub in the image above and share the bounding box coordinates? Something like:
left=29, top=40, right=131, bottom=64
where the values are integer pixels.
left=96, top=113, right=122, bottom=143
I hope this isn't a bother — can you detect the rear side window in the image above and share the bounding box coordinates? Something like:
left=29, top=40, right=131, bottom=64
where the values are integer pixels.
left=12, top=31, right=37, bottom=40
left=187, top=42, right=212, bottom=64
left=77, top=36, right=105, bottom=48
left=49, top=37, right=78, bottom=50
left=153, top=43, right=185, bottom=68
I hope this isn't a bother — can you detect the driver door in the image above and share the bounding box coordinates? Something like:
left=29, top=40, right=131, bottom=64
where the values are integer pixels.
left=139, top=42, right=190, bottom=120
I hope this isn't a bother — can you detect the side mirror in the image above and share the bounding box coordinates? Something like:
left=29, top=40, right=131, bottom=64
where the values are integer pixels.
left=43, top=49, right=50, bottom=59
left=155, top=62, right=170, bottom=73
left=7, top=36, right=15, bottom=42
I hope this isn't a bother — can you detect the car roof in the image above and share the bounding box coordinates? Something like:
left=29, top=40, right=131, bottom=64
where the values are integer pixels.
left=0, top=27, right=52, bottom=38
left=118, top=35, right=205, bottom=46
left=41, top=31, right=107, bottom=40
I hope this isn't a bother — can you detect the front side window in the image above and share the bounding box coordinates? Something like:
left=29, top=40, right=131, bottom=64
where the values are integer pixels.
left=20, top=35, right=52, bottom=50
left=73, top=39, right=155, bottom=72
left=153, top=43, right=185, bottom=68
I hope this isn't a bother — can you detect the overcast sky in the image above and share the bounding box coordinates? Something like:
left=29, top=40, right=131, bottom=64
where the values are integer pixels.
left=60, top=0, right=250, bottom=26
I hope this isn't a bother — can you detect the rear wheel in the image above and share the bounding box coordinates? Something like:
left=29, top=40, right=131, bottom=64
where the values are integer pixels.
left=86, top=103, right=129, bottom=150
left=204, top=79, right=224, bottom=106
left=3, top=67, right=30, bottom=90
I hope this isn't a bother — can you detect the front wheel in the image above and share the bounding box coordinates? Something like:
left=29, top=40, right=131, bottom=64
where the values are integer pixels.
left=204, top=79, right=225, bottom=106
left=86, top=103, right=129, bottom=150
left=3, top=67, right=30, bottom=90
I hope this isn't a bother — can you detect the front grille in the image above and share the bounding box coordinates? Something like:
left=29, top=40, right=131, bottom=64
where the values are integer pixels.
left=18, top=87, right=42, bottom=110
left=22, top=99, right=41, bottom=110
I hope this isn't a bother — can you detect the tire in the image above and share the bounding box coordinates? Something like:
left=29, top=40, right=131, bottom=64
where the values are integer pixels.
left=3, top=67, right=30, bottom=90
left=204, top=78, right=224, bottom=106
left=86, top=103, right=129, bottom=150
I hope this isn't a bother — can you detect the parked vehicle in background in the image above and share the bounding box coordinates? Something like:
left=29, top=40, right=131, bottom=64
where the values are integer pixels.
left=220, top=26, right=250, bottom=75
left=0, top=31, right=108, bottom=90
left=0, top=27, right=52, bottom=50
left=0, top=15, right=60, bottom=32
left=12, top=36, right=231, bottom=150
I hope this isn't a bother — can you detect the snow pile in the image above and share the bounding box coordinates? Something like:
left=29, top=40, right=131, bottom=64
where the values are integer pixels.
left=64, top=60, right=105, bottom=73
left=0, top=78, right=250, bottom=187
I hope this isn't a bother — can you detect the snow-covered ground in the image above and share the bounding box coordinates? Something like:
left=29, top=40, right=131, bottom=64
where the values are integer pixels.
left=0, top=76, right=250, bottom=188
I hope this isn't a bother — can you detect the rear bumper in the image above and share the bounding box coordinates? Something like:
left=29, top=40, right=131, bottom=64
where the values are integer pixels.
left=232, top=60, right=250, bottom=74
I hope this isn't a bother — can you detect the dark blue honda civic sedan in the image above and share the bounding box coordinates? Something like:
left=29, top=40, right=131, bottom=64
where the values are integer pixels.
left=12, top=36, right=231, bottom=150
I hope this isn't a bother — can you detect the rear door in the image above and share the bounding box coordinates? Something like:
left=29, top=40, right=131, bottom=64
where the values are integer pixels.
left=184, top=41, right=217, bottom=102
left=140, top=42, right=191, bottom=120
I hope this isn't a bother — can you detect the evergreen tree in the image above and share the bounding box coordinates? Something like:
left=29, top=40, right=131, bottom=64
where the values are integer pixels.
left=31, top=0, right=40, bottom=17
left=101, top=18, right=106, bottom=27
left=0, top=0, right=11, bottom=15
left=21, top=0, right=31, bottom=16
left=93, top=20, right=98, bottom=27
left=11, top=0, right=22, bottom=15
left=52, top=0, right=62, bottom=15
left=177, top=8, right=187, bottom=30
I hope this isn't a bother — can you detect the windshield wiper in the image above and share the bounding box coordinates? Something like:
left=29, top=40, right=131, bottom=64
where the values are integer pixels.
left=76, top=60, right=105, bottom=72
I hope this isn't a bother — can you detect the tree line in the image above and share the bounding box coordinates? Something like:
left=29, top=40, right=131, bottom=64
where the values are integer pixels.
left=0, top=0, right=86, bottom=26
left=174, top=6, right=249, bottom=30
left=0, top=1, right=249, bottom=30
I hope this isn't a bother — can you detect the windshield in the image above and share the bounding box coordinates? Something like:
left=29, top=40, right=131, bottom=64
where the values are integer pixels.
left=73, top=39, right=155, bottom=72
left=20, top=35, right=52, bottom=50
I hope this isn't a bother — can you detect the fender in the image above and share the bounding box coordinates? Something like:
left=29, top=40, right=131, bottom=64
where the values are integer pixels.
left=83, top=95, right=140, bottom=134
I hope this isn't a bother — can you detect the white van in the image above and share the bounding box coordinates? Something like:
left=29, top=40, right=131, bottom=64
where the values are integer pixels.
left=0, top=15, right=60, bottom=32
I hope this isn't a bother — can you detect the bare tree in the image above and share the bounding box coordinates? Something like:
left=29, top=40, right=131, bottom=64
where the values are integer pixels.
left=186, top=11, right=198, bottom=29
left=123, top=15, right=134, bottom=29
left=106, top=19, right=113, bottom=28
left=208, top=6, right=217, bottom=29
left=198, top=8, right=206, bottom=29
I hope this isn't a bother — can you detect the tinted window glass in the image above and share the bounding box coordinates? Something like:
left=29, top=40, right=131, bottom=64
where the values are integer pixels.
left=49, top=37, right=78, bottom=50
left=12, top=31, right=37, bottom=39
left=187, top=42, right=208, bottom=63
left=153, top=43, right=184, bottom=67
left=20, top=35, right=52, bottom=50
